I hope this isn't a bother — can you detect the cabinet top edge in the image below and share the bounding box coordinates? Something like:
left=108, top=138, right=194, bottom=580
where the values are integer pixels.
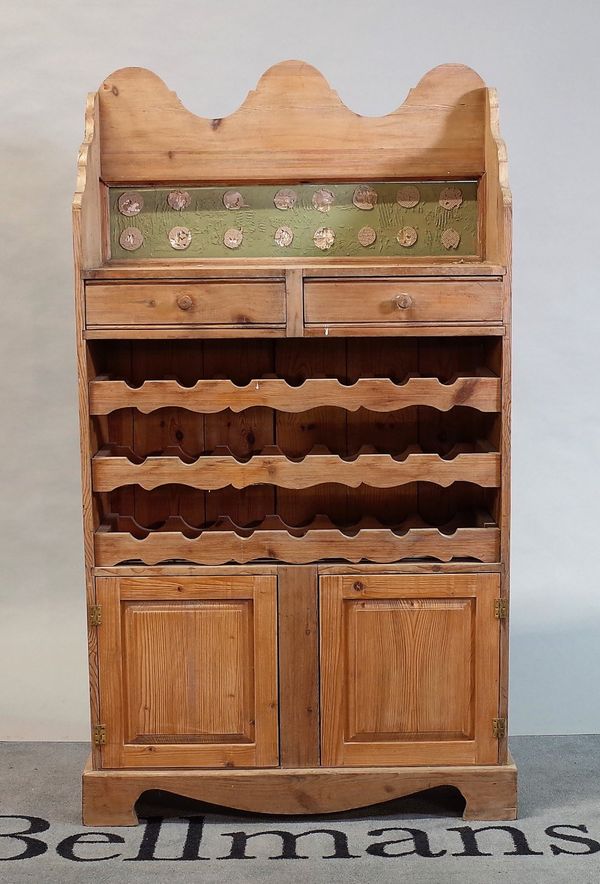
left=83, top=261, right=506, bottom=281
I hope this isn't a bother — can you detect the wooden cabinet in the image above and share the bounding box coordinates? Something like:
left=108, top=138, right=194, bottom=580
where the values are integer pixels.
left=75, top=61, right=516, bottom=825
left=320, top=574, right=500, bottom=767
left=96, top=576, right=278, bottom=768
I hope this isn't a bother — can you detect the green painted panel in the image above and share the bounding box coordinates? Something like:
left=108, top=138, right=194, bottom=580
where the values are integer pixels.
left=109, top=181, right=479, bottom=260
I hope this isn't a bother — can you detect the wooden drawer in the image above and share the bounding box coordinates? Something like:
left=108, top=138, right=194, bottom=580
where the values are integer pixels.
left=304, top=279, right=502, bottom=325
left=85, top=281, right=286, bottom=327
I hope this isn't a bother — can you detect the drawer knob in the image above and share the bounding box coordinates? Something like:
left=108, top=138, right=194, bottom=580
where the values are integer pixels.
left=394, top=293, right=413, bottom=310
left=176, top=294, right=194, bottom=311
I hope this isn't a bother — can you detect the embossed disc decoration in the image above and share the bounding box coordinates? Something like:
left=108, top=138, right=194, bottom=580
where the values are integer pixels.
left=313, top=227, right=335, bottom=250
left=119, top=227, right=144, bottom=250
left=273, top=188, right=297, bottom=210
left=352, top=185, right=378, bottom=210
left=358, top=226, right=377, bottom=246
left=274, top=226, right=294, bottom=247
left=397, top=226, right=418, bottom=247
left=439, top=186, right=463, bottom=210
left=396, top=185, right=420, bottom=208
left=224, top=228, right=244, bottom=249
left=312, top=188, right=335, bottom=213
left=168, top=226, right=192, bottom=250
left=118, top=191, right=144, bottom=216
left=223, top=191, right=248, bottom=210
left=167, top=190, right=191, bottom=211
left=441, top=228, right=461, bottom=249
left=111, top=181, right=478, bottom=258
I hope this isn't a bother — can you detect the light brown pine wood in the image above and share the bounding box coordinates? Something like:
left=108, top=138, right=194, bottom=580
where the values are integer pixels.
left=89, top=373, right=502, bottom=415
left=73, top=91, right=104, bottom=766
left=95, top=524, right=500, bottom=567
left=82, top=754, right=517, bottom=825
left=86, top=281, right=285, bottom=327
left=285, top=269, right=304, bottom=338
left=304, top=279, right=502, bottom=325
left=92, top=445, right=501, bottom=491
left=320, top=574, right=500, bottom=766
left=277, top=566, right=320, bottom=767
left=96, top=576, right=278, bottom=768
left=97, top=62, right=487, bottom=183
left=74, top=60, right=514, bottom=823
left=202, top=339, right=275, bottom=528
left=86, top=261, right=506, bottom=279
left=302, top=324, right=505, bottom=338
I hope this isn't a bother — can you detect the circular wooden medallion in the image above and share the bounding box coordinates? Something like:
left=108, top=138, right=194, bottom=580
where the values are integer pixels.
left=396, top=185, right=420, bottom=208
left=358, top=226, right=377, bottom=246
left=119, top=227, right=144, bottom=251
left=117, top=191, right=144, bottom=216
left=312, top=188, right=335, bottom=213
left=313, top=227, right=335, bottom=250
left=439, top=186, right=463, bottom=210
left=224, top=227, right=244, bottom=249
left=223, top=190, right=248, bottom=210
left=397, top=226, right=418, bottom=248
left=273, top=188, right=297, bottom=210
left=352, top=185, right=378, bottom=210
left=274, top=226, right=294, bottom=247
left=168, top=226, right=192, bottom=250
left=167, top=190, right=191, bottom=211
left=441, top=228, right=461, bottom=249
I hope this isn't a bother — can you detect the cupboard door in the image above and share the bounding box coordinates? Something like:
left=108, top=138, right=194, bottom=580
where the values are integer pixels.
left=320, top=574, right=500, bottom=766
left=96, top=576, right=278, bottom=769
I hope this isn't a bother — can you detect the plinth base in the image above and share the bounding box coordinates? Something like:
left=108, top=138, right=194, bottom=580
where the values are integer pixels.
left=82, top=755, right=517, bottom=825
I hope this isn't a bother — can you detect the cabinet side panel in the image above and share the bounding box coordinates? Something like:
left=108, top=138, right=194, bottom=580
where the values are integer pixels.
left=73, top=91, right=103, bottom=766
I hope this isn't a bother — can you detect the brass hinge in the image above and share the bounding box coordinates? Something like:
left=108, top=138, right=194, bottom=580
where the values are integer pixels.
left=93, top=724, right=106, bottom=747
left=494, top=598, right=508, bottom=619
left=88, top=604, right=102, bottom=627
left=492, top=718, right=507, bottom=739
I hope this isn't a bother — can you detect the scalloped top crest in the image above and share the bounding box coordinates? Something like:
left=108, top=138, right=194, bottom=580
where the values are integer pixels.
left=95, top=60, right=490, bottom=183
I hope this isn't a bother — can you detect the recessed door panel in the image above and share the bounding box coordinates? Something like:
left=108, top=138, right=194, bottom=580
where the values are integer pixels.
left=121, top=600, right=252, bottom=744
left=97, top=576, right=278, bottom=768
left=320, top=573, right=499, bottom=766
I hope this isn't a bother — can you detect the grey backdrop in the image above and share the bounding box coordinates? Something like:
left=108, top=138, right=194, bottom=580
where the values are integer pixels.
left=1, top=0, right=598, bottom=740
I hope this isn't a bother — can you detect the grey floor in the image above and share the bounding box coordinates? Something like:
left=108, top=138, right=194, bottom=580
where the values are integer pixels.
left=0, top=736, right=599, bottom=883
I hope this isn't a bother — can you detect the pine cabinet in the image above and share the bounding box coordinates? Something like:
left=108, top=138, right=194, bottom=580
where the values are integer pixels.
left=75, top=61, right=516, bottom=825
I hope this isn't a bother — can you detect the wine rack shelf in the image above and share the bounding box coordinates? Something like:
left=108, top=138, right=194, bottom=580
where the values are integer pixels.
left=95, top=512, right=500, bottom=566
left=89, top=371, right=501, bottom=415
left=93, top=442, right=500, bottom=491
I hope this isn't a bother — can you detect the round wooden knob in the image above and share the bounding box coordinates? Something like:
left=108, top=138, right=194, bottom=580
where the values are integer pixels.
left=176, top=294, right=193, bottom=311
left=394, top=293, right=413, bottom=310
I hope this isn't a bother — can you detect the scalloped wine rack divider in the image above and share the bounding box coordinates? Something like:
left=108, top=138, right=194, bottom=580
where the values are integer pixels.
left=95, top=512, right=500, bottom=566
left=75, top=62, right=515, bottom=824
left=89, top=371, right=501, bottom=414
left=92, top=443, right=500, bottom=491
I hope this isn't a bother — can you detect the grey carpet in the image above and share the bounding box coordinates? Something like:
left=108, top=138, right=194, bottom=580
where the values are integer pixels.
left=1, top=736, right=599, bottom=882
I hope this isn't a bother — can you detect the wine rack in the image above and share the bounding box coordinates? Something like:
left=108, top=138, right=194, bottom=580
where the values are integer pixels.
left=75, top=61, right=515, bottom=825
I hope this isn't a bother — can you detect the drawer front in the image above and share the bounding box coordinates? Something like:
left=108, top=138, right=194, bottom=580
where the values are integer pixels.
left=86, top=281, right=286, bottom=327
left=304, top=279, right=502, bottom=324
